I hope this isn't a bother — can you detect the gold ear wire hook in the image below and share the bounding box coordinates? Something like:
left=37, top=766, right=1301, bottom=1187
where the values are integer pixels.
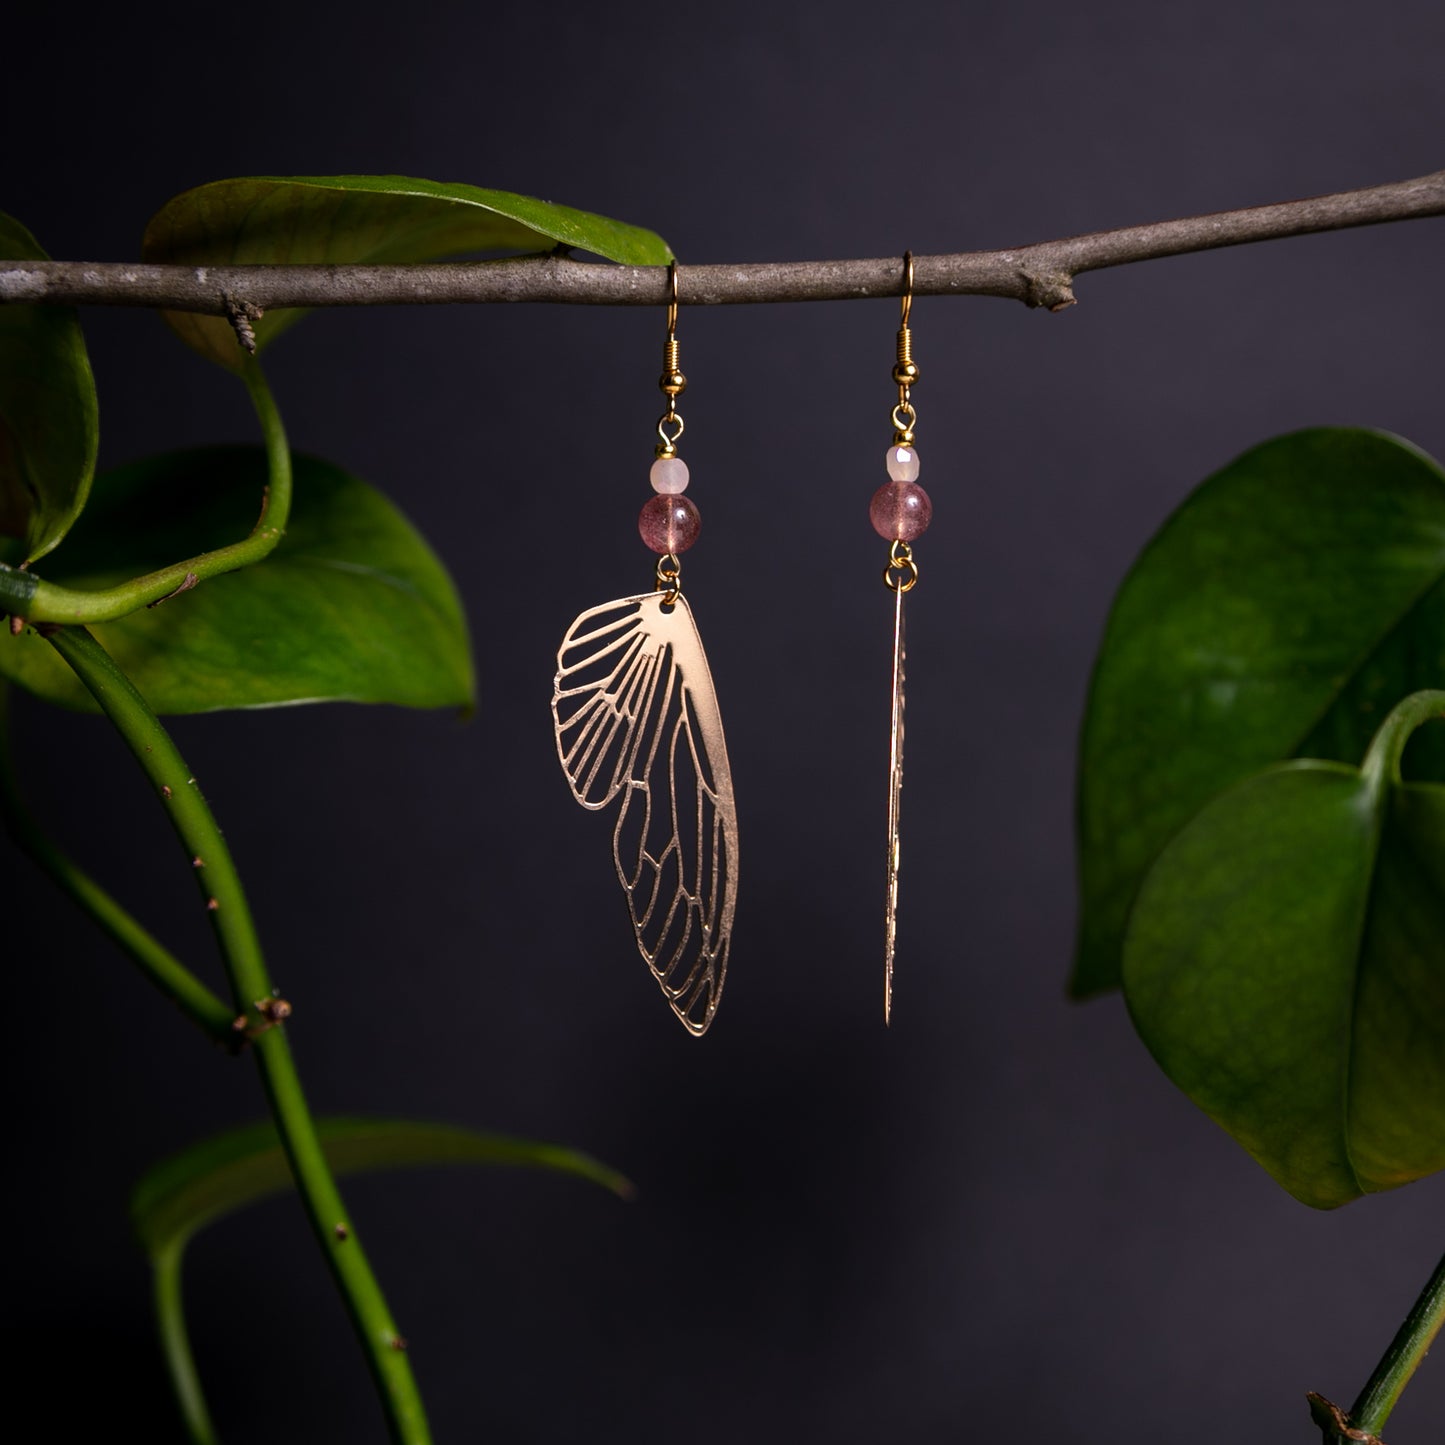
left=656, top=260, right=687, bottom=460
left=892, top=251, right=918, bottom=443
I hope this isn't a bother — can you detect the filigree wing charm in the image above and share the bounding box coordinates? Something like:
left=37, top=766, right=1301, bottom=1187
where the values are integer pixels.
left=552, top=593, right=738, bottom=1035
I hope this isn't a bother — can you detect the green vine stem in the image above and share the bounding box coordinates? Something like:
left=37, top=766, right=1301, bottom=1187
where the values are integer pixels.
left=1362, top=688, right=1445, bottom=788
left=0, top=682, right=235, bottom=1043
left=22, top=356, right=291, bottom=624
left=46, top=626, right=432, bottom=1445
left=154, top=1239, right=219, bottom=1445
left=1349, top=1250, right=1445, bottom=1436
left=1318, top=692, right=1445, bottom=1442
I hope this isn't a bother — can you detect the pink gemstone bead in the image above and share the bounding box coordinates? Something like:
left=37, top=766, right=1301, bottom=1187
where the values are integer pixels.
left=869, top=480, right=932, bottom=542
left=639, top=494, right=701, bottom=554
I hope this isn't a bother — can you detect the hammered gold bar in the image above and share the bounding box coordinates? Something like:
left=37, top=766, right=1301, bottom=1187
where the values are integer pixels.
left=884, top=581, right=906, bottom=1024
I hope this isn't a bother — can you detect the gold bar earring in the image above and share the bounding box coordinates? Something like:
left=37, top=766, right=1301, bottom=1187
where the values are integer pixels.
left=869, top=252, right=932, bottom=1024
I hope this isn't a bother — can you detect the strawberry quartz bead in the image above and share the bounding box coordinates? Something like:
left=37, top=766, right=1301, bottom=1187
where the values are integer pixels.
left=869, top=480, right=932, bottom=541
left=871, top=445, right=932, bottom=541
left=639, top=494, right=701, bottom=553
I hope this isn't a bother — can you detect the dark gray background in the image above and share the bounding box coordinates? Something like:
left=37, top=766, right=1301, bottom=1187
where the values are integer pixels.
left=3, top=3, right=1443, bottom=1441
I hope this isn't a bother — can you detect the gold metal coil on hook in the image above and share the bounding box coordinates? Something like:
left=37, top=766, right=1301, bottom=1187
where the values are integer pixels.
left=660, top=335, right=686, bottom=398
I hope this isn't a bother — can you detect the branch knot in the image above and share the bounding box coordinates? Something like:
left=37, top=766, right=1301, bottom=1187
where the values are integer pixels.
left=1308, top=1392, right=1387, bottom=1445
left=1018, top=267, right=1076, bottom=311
left=221, top=294, right=264, bottom=354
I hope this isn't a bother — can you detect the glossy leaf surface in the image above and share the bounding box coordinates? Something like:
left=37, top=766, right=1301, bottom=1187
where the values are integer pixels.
left=0, top=212, right=99, bottom=560
left=142, top=174, right=674, bottom=368
left=1076, top=428, right=1445, bottom=996
left=0, top=447, right=472, bottom=713
left=1123, top=694, right=1445, bottom=1209
left=134, top=1115, right=632, bottom=1256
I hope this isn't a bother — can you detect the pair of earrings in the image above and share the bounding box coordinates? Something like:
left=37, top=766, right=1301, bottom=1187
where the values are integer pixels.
left=551, top=258, right=932, bottom=1035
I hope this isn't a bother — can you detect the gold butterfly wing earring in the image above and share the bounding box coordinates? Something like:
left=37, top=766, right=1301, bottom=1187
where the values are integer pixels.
left=551, top=262, right=739, bottom=1036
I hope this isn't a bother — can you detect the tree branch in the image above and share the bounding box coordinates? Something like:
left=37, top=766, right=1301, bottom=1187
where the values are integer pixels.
left=2, top=170, right=1441, bottom=316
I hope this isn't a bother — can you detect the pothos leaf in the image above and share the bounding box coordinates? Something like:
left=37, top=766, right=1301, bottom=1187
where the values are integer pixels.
left=1123, top=692, right=1445, bottom=1209
left=133, top=1116, right=633, bottom=1258
left=141, top=174, right=674, bottom=369
left=0, top=447, right=473, bottom=713
left=0, top=211, right=99, bottom=561
left=1076, top=428, right=1445, bottom=997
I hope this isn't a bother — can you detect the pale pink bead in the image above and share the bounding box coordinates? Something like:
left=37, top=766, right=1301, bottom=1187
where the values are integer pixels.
left=885, top=445, right=920, bottom=482
left=649, top=456, right=690, bottom=494
left=869, top=480, right=932, bottom=542
left=639, top=494, right=701, bottom=554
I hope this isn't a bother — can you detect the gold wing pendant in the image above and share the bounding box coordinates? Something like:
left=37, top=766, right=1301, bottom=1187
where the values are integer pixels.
left=552, top=593, right=738, bottom=1035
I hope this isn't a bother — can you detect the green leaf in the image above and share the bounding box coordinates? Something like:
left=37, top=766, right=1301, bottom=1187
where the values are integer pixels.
left=0, top=212, right=99, bottom=560
left=133, top=1116, right=633, bottom=1258
left=141, top=174, right=674, bottom=369
left=0, top=447, right=473, bottom=713
left=1076, top=428, right=1445, bottom=996
left=1122, top=692, right=1445, bottom=1210
left=136, top=1117, right=631, bottom=1442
